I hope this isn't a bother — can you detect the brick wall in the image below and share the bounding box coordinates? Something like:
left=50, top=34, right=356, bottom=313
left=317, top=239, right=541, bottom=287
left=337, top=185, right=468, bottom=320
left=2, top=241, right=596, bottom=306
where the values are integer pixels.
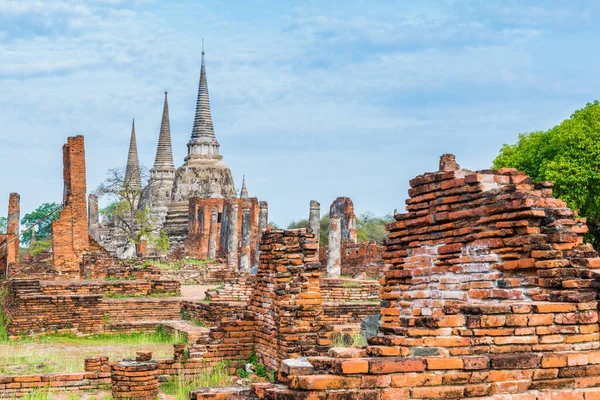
left=322, top=302, right=380, bottom=325
left=51, top=136, right=89, bottom=277
left=320, top=241, right=386, bottom=278
left=181, top=300, right=247, bottom=325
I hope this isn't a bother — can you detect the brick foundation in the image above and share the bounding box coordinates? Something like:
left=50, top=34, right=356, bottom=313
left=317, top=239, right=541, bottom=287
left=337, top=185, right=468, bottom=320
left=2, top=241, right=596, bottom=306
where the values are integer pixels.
left=111, top=360, right=159, bottom=400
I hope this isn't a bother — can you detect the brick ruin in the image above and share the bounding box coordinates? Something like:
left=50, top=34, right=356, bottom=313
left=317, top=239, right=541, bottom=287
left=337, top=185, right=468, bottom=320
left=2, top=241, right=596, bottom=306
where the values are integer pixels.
left=7, top=144, right=600, bottom=399
left=51, top=135, right=90, bottom=277
left=184, top=196, right=267, bottom=269
left=186, top=153, right=600, bottom=400
left=318, top=197, right=386, bottom=279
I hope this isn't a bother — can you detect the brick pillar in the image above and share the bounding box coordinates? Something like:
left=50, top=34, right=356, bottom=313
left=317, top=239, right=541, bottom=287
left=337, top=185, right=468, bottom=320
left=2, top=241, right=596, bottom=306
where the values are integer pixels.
left=88, top=193, right=100, bottom=242
left=254, top=201, right=268, bottom=267
left=227, top=203, right=239, bottom=269
left=330, top=197, right=357, bottom=244
left=308, top=200, right=321, bottom=244
left=6, top=193, right=20, bottom=268
left=207, top=207, right=218, bottom=260
left=111, top=360, right=158, bottom=399
left=327, top=216, right=341, bottom=277
left=251, top=229, right=322, bottom=370
left=51, top=136, right=89, bottom=277
left=240, top=207, right=251, bottom=272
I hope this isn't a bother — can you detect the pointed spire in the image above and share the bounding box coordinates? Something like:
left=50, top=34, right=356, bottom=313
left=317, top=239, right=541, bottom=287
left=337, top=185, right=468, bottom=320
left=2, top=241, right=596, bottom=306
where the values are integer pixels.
left=124, top=118, right=142, bottom=190
left=153, top=92, right=174, bottom=169
left=240, top=175, right=249, bottom=199
left=188, top=41, right=219, bottom=158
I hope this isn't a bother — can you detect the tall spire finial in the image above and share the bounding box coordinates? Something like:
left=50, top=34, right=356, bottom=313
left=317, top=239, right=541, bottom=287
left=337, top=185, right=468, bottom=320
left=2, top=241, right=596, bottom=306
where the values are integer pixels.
left=188, top=40, right=218, bottom=153
left=240, top=175, right=249, bottom=199
left=124, top=118, right=142, bottom=191
left=152, top=91, right=175, bottom=171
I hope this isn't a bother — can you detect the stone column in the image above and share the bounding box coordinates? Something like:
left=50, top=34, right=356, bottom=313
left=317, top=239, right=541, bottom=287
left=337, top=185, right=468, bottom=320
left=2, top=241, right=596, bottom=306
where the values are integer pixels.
left=327, top=216, right=341, bottom=277
left=88, top=193, right=100, bottom=242
left=6, top=193, right=20, bottom=268
left=227, top=203, right=239, bottom=270
left=240, top=208, right=251, bottom=272
left=207, top=207, right=218, bottom=260
left=308, top=200, right=321, bottom=243
left=254, top=201, right=268, bottom=267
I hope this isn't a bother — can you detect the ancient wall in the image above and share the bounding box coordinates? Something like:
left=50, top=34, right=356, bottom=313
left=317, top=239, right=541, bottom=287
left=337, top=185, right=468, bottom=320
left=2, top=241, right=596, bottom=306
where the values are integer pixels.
left=0, top=357, right=111, bottom=398
left=250, top=229, right=326, bottom=370
left=51, top=136, right=89, bottom=277
left=231, top=154, right=600, bottom=399
left=5, top=278, right=181, bottom=336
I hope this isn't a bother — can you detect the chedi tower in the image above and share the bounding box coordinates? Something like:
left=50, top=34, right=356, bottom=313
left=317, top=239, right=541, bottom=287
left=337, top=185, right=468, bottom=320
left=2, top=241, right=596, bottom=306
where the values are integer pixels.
left=163, top=46, right=236, bottom=248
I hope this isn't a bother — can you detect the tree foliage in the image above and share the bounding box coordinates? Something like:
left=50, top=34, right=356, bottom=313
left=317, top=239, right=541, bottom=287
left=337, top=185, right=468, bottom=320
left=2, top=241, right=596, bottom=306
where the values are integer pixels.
left=96, top=166, right=157, bottom=254
left=493, top=100, right=600, bottom=246
left=0, top=217, right=6, bottom=235
left=20, top=202, right=61, bottom=246
left=287, top=212, right=391, bottom=246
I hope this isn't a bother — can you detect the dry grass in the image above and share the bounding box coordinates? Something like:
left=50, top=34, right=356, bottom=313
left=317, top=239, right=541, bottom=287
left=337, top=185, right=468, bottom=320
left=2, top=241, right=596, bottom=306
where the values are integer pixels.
left=0, top=331, right=179, bottom=376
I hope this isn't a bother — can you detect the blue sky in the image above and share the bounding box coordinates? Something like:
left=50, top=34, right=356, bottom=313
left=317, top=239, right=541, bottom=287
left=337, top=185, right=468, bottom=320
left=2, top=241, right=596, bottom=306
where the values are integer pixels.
left=1, top=0, right=600, bottom=227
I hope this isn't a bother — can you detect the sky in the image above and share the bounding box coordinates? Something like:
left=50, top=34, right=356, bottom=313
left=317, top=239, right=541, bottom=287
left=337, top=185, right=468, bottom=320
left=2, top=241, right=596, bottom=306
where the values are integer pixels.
left=1, top=0, right=600, bottom=227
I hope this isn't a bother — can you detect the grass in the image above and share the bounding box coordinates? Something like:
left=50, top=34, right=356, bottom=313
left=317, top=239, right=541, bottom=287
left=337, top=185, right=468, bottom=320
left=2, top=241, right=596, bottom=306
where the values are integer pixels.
left=0, top=287, right=9, bottom=341
left=103, top=276, right=136, bottom=281
left=190, top=320, right=208, bottom=328
left=145, top=258, right=215, bottom=271
left=14, top=389, right=113, bottom=400
left=160, top=362, right=234, bottom=400
left=343, top=281, right=361, bottom=288
left=0, top=329, right=182, bottom=376
left=103, top=292, right=178, bottom=298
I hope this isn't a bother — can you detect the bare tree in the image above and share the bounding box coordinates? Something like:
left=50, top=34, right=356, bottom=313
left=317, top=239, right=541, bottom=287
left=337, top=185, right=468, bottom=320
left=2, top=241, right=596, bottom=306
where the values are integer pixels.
left=96, top=166, right=156, bottom=256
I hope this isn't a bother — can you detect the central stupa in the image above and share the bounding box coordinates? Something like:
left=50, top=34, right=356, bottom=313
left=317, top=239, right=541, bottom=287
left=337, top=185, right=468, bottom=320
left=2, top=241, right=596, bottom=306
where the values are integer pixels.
left=164, top=47, right=236, bottom=247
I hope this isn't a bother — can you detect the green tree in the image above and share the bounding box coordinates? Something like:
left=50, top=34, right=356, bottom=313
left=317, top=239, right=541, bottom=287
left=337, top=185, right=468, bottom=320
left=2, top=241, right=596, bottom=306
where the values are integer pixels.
left=287, top=213, right=391, bottom=246
left=0, top=217, right=6, bottom=234
left=96, top=166, right=157, bottom=256
left=20, top=202, right=61, bottom=245
left=493, top=100, right=600, bottom=246
left=356, top=212, right=392, bottom=244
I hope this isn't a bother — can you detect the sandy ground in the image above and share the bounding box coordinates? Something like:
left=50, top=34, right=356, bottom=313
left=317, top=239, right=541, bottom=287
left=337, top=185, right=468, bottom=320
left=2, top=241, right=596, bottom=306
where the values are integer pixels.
left=180, top=284, right=218, bottom=300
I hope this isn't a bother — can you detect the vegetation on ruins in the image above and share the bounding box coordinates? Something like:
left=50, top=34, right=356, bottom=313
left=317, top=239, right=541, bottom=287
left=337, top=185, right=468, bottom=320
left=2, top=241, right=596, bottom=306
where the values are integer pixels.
left=96, top=166, right=157, bottom=255
left=161, top=363, right=233, bottom=400
left=29, top=239, right=53, bottom=257
left=288, top=212, right=391, bottom=245
left=236, top=350, right=275, bottom=382
left=0, top=216, right=6, bottom=234
left=20, top=202, right=61, bottom=246
left=493, top=100, right=600, bottom=246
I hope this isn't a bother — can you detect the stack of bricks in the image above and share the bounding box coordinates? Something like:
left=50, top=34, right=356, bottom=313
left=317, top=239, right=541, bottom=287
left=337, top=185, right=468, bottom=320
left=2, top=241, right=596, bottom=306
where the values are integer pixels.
left=250, top=229, right=325, bottom=370
left=320, top=278, right=380, bottom=301
left=35, top=279, right=180, bottom=297
left=234, top=154, right=600, bottom=399
left=188, top=312, right=255, bottom=363
left=181, top=300, right=246, bottom=325
left=111, top=360, right=159, bottom=400
left=322, top=302, right=380, bottom=325
left=51, top=136, right=89, bottom=277
left=204, top=275, right=254, bottom=302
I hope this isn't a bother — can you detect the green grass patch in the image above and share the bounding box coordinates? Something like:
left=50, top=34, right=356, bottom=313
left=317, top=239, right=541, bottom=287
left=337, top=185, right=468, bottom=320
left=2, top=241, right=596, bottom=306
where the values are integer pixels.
left=190, top=320, right=208, bottom=328
left=0, top=328, right=183, bottom=376
left=103, top=276, right=136, bottom=281
left=103, top=292, right=178, bottom=299
left=342, top=281, right=361, bottom=288
left=145, top=258, right=215, bottom=271
left=160, top=362, right=233, bottom=400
